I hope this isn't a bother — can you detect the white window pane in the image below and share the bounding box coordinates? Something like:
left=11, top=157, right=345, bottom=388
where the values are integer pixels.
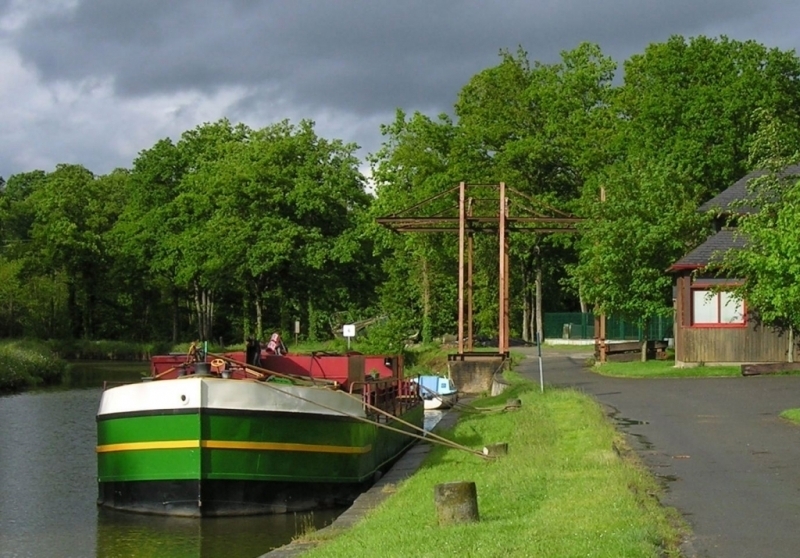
left=693, top=290, right=719, bottom=324
left=720, top=291, right=744, bottom=323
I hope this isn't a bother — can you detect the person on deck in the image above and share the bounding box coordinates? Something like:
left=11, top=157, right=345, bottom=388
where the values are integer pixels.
left=265, top=332, right=287, bottom=356
left=186, top=340, right=200, bottom=364
left=245, top=337, right=258, bottom=365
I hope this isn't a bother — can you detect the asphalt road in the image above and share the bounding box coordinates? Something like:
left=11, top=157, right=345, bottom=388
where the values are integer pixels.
left=517, top=351, right=800, bottom=558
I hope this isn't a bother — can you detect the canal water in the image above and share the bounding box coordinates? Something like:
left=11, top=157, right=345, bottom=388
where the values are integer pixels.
left=0, top=362, right=342, bottom=558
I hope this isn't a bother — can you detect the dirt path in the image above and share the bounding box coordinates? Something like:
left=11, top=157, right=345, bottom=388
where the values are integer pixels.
left=516, top=351, right=800, bottom=558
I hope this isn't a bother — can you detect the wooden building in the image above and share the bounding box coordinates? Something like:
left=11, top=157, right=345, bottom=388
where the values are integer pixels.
left=669, top=165, right=800, bottom=365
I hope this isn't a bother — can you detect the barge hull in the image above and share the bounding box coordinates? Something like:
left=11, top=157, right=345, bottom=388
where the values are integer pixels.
left=96, top=377, right=422, bottom=516
left=97, top=478, right=372, bottom=517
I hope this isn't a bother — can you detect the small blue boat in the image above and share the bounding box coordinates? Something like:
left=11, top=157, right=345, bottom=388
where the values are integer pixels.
left=413, top=375, right=459, bottom=410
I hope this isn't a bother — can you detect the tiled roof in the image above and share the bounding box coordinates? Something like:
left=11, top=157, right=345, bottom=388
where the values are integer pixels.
left=669, top=229, right=747, bottom=271
left=698, top=163, right=800, bottom=214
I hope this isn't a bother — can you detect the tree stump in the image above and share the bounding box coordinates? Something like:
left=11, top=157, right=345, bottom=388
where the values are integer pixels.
left=505, top=398, right=522, bottom=410
left=483, top=442, right=508, bottom=457
left=433, top=481, right=479, bottom=526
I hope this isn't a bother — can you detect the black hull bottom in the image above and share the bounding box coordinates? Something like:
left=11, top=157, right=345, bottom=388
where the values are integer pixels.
left=97, top=479, right=372, bottom=517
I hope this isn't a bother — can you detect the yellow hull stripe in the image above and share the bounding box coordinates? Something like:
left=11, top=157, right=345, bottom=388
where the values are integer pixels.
left=97, top=440, right=371, bottom=455
left=97, top=440, right=198, bottom=452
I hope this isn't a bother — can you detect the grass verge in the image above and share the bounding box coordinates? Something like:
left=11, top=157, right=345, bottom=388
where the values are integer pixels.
left=594, top=359, right=741, bottom=378
left=780, top=409, right=800, bottom=424
left=300, top=371, right=685, bottom=558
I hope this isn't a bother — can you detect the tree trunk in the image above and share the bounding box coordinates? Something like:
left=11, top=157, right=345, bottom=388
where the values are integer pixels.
left=208, top=290, right=215, bottom=340
left=421, top=256, right=432, bottom=343
left=171, top=289, right=179, bottom=344
left=640, top=319, right=647, bottom=362
left=307, top=298, right=318, bottom=342
left=522, top=298, right=530, bottom=343
left=193, top=282, right=203, bottom=340
left=529, top=289, right=536, bottom=345
left=535, top=266, right=543, bottom=344
left=521, top=267, right=530, bottom=343
left=579, top=288, right=588, bottom=314
left=255, top=292, right=263, bottom=341
left=193, top=281, right=214, bottom=341
left=68, top=280, right=80, bottom=339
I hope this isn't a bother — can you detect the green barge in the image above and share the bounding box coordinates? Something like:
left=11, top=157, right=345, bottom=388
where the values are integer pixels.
left=96, top=351, right=423, bottom=516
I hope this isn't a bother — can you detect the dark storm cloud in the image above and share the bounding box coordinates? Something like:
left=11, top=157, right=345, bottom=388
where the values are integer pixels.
left=9, top=0, right=793, bottom=117
left=1, top=0, right=798, bottom=177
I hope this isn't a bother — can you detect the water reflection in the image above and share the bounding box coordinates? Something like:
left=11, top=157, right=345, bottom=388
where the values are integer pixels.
left=63, top=360, right=149, bottom=389
left=96, top=508, right=341, bottom=558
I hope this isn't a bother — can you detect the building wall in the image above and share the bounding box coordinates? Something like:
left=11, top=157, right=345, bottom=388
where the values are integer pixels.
left=674, top=274, right=798, bottom=363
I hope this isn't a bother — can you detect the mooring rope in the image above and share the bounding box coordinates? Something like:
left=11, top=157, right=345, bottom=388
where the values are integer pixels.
left=203, top=353, right=488, bottom=459
left=415, top=382, right=519, bottom=414
left=340, top=389, right=488, bottom=458
left=253, top=375, right=487, bottom=458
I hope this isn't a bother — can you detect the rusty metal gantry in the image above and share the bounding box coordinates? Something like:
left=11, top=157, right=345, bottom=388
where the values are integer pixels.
left=376, top=182, right=579, bottom=358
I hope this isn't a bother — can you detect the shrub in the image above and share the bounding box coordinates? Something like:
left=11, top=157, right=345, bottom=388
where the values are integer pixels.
left=0, top=340, right=68, bottom=393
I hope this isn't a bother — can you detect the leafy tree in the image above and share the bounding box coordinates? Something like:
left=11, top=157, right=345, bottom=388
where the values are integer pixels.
left=617, top=35, right=800, bottom=198
left=27, top=165, right=123, bottom=338
left=573, top=36, right=800, bottom=329
left=574, top=158, right=708, bottom=320
left=116, top=119, right=373, bottom=343
left=184, top=120, right=372, bottom=340
left=454, top=43, right=616, bottom=340
left=721, top=112, right=800, bottom=332
left=369, top=109, right=461, bottom=343
left=0, top=170, right=71, bottom=337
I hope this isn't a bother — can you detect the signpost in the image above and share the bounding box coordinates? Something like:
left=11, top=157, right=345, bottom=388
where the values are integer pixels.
left=343, top=324, right=356, bottom=350
left=537, top=332, right=544, bottom=393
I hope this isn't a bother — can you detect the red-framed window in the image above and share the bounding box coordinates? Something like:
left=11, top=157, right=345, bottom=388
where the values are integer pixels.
left=691, top=288, right=745, bottom=327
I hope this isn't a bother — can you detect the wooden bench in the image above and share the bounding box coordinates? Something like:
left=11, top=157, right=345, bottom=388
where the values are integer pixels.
left=596, top=340, right=669, bottom=362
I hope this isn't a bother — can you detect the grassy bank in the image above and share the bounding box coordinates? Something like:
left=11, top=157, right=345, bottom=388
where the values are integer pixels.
left=0, top=340, right=69, bottom=393
left=300, top=372, right=685, bottom=558
left=780, top=409, right=800, bottom=424
left=594, top=359, right=741, bottom=378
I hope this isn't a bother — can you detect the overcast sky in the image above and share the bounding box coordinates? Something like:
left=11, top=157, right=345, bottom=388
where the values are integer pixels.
left=0, top=0, right=797, bottom=178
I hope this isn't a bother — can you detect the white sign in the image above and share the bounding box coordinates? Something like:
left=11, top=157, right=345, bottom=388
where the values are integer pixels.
left=343, top=324, right=356, bottom=338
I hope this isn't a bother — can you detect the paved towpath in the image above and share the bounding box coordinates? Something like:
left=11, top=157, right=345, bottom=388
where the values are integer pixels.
left=517, top=350, right=800, bottom=558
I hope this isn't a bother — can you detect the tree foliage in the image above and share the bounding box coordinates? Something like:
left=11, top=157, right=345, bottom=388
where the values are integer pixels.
left=1, top=35, right=799, bottom=345
left=574, top=35, right=800, bottom=318
left=721, top=113, right=800, bottom=330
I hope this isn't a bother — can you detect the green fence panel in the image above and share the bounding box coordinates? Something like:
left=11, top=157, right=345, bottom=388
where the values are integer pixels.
left=543, top=313, right=673, bottom=341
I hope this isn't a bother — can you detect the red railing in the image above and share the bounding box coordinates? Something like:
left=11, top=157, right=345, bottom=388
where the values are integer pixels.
left=349, top=378, right=420, bottom=417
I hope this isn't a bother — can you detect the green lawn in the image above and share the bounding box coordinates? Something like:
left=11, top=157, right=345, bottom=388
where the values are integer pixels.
left=300, top=372, right=685, bottom=558
left=594, top=359, right=741, bottom=378
left=780, top=409, right=800, bottom=424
